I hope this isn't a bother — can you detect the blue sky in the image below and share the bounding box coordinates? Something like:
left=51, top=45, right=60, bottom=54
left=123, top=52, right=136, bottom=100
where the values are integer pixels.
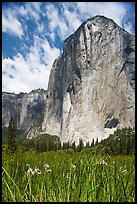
left=2, top=2, right=135, bottom=94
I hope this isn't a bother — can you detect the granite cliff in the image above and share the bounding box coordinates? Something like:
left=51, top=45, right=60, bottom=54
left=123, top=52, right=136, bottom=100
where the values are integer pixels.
left=2, top=16, right=135, bottom=145
left=42, top=15, right=135, bottom=145
left=2, top=89, right=47, bottom=138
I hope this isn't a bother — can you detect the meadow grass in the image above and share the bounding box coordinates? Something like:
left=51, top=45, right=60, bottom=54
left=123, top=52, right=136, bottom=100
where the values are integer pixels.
left=2, top=148, right=135, bottom=202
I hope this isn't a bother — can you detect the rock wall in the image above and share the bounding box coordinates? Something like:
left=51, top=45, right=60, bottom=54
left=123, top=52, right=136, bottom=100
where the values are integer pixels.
left=2, top=16, right=135, bottom=145
left=42, top=15, right=135, bottom=145
left=2, top=89, right=47, bottom=137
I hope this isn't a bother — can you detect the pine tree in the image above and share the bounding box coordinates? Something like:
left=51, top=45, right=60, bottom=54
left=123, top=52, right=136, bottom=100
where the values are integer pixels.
left=77, top=139, right=84, bottom=152
left=91, top=138, right=94, bottom=147
left=62, top=142, right=66, bottom=150
left=62, top=142, right=70, bottom=150
left=86, top=141, right=90, bottom=148
left=95, top=137, right=98, bottom=145
left=8, top=115, right=16, bottom=153
left=58, top=141, right=61, bottom=150
left=66, top=141, right=70, bottom=149
left=72, top=141, right=76, bottom=152
left=72, top=141, right=77, bottom=152
left=48, top=141, right=53, bottom=151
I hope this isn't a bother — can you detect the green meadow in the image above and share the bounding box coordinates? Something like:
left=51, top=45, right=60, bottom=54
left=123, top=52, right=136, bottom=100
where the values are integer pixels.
left=2, top=148, right=135, bottom=202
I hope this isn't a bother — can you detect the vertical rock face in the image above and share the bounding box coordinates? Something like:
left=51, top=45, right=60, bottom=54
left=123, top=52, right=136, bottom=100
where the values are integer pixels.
left=2, top=92, right=21, bottom=128
left=42, top=15, right=135, bottom=145
left=2, top=16, right=135, bottom=145
left=2, top=89, right=47, bottom=137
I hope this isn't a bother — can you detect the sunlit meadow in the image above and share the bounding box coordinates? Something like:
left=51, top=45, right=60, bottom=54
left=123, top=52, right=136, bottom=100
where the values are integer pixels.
left=2, top=148, right=135, bottom=202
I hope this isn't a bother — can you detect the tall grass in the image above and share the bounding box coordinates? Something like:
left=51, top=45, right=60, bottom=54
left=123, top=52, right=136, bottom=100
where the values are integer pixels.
left=2, top=148, right=135, bottom=202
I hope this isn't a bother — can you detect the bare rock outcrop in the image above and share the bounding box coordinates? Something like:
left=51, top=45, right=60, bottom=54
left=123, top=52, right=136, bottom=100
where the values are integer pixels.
left=42, top=15, right=135, bottom=145
left=2, top=89, right=47, bottom=137
left=2, top=16, right=135, bottom=145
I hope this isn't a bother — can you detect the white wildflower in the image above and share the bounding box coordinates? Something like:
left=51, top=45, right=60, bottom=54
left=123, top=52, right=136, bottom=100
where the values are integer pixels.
left=47, top=169, right=52, bottom=173
left=99, top=159, right=108, bottom=165
left=33, top=166, right=41, bottom=175
left=66, top=173, right=70, bottom=179
left=26, top=164, right=41, bottom=177
left=44, top=164, right=49, bottom=169
left=44, top=164, right=52, bottom=173
left=71, top=164, right=76, bottom=169
left=26, top=167, right=34, bottom=177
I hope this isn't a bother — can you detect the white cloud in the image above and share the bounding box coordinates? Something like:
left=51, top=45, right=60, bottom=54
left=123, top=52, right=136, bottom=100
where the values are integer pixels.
left=45, top=2, right=134, bottom=41
left=2, top=2, right=134, bottom=94
left=37, top=23, right=45, bottom=33
left=62, top=4, right=82, bottom=34
left=22, top=2, right=41, bottom=21
left=14, top=2, right=42, bottom=22
left=2, top=36, right=60, bottom=94
left=123, top=21, right=134, bottom=34
left=2, top=53, right=50, bottom=93
left=45, top=4, right=69, bottom=40
left=76, top=2, right=127, bottom=29
left=45, top=3, right=82, bottom=41
left=30, top=2, right=42, bottom=12
left=2, top=12, right=23, bottom=37
left=41, top=39, right=61, bottom=67
left=2, top=2, right=42, bottom=37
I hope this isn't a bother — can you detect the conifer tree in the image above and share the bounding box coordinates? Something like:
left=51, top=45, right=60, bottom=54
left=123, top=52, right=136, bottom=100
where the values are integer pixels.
left=95, top=137, right=98, bottom=145
left=8, top=115, right=16, bottom=152
left=58, top=141, right=61, bottom=150
left=62, top=142, right=66, bottom=150
left=86, top=141, right=90, bottom=148
left=66, top=141, right=70, bottom=149
left=91, top=138, right=94, bottom=147
left=77, top=139, right=84, bottom=152
left=48, top=141, right=53, bottom=151
left=72, top=141, right=76, bottom=152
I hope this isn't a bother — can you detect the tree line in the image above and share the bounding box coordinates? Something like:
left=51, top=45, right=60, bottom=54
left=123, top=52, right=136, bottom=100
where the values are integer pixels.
left=4, top=115, right=135, bottom=155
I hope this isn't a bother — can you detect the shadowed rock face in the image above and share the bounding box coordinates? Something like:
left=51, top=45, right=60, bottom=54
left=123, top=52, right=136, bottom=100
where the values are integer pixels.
left=42, top=15, right=135, bottom=145
left=2, top=89, right=47, bottom=137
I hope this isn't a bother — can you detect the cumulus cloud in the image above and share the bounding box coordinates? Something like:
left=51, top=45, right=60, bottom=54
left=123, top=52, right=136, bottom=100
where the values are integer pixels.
left=44, top=2, right=134, bottom=42
left=123, top=21, right=134, bottom=34
left=45, top=3, right=82, bottom=41
left=41, top=39, right=61, bottom=67
left=20, top=2, right=41, bottom=21
left=2, top=2, right=42, bottom=37
left=76, top=2, right=134, bottom=34
left=62, top=4, right=82, bottom=34
left=2, top=36, right=60, bottom=94
left=2, top=2, right=134, bottom=94
left=2, top=12, right=23, bottom=37
left=76, top=2, right=125, bottom=26
left=45, top=4, right=69, bottom=40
